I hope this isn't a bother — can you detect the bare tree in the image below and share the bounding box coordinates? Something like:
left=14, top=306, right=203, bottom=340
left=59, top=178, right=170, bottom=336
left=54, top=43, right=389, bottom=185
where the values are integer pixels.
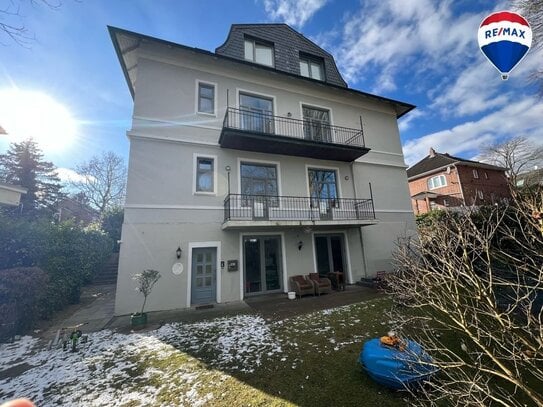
left=0, top=0, right=62, bottom=46
left=388, top=189, right=543, bottom=406
left=481, top=136, right=543, bottom=185
left=71, top=151, right=127, bottom=216
left=514, top=0, right=543, bottom=92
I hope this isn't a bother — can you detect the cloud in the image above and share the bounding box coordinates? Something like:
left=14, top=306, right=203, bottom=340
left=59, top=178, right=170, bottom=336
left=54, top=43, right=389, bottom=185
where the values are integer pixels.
left=334, top=0, right=487, bottom=88
left=403, top=97, right=543, bottom=166
left=56, top=167, right=88, bottom=184
left=399, top=109, right=424, bottom=132
left=263, top=0, right=328, bottom=28
left=432, top=47, right=543, bottom=117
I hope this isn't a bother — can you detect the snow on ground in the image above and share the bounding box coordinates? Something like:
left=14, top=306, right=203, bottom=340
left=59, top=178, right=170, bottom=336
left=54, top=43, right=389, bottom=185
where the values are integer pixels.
left=0, top=301, right=387, bottom=406
left=0, top=314, right=283, bottom=406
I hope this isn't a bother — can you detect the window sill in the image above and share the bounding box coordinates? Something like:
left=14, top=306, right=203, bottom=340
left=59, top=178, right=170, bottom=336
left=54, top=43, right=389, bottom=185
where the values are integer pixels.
left=196, top=111, right=217, bottom=117
left=194, top=191, right=217, bottom=196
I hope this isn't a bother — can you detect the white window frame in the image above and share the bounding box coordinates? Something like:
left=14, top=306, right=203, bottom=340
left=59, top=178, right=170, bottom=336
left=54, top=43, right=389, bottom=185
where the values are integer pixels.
left=237, top=157, right=282, bottom=208
left=299, top=55, right=325, bottom=80
left=187, top=241, right=222, bottom=307
left=244, top=37, right=274, bottom=67
left=195, top=80, right=217, bottom=116
left=428, top=174, right=447, bottom=190
left=193, top=153, right=218, bottom=196
left=477, top=189, right=484, bottom=200
left=473, top=169, right=479, bottom=179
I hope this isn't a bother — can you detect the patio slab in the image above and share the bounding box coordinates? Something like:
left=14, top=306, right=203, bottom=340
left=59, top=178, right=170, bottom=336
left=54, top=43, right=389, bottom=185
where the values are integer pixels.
left=245, top=285, right=384, bottom=321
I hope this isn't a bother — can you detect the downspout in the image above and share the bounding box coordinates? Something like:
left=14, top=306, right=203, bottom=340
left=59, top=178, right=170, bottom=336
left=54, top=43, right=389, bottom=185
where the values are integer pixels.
left=351, top=161, right=368, bottom=280
left=453, top=164, right=466, bottom=206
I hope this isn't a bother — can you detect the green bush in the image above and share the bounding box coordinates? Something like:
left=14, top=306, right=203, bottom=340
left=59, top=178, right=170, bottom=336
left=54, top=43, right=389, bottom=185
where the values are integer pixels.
left=0, top=214, right=113, bottom=323
left=0, top=267, right=49, bottom=340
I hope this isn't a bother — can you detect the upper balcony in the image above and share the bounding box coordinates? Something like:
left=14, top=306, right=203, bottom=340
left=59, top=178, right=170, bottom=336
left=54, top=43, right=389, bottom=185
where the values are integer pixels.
left=219, top=108, right=370, bottom=162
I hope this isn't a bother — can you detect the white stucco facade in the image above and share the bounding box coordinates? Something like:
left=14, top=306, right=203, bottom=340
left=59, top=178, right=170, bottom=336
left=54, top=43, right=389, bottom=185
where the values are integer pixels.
left=111, top=27, right=416, bottom=316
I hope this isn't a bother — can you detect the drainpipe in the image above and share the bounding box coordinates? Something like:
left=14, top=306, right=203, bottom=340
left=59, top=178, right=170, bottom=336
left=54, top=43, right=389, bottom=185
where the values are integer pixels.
left=351, top=161, right=368, bottom=280
left=453, top=164, right=466, bottom=206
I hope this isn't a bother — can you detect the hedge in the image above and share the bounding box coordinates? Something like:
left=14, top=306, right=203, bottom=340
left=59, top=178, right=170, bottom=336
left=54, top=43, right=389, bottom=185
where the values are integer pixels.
left=0, top=267, right=48, bottom=340
left=0, top=214, right=113, bottom=328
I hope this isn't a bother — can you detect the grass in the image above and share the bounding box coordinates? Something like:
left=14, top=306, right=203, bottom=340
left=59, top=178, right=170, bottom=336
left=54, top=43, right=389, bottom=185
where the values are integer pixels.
left=0, top=297, right=410, bottom=406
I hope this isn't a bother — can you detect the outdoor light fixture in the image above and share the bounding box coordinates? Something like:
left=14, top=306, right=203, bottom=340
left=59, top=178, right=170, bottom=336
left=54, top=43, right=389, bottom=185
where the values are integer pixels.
left=297, top=240, right=303, bottom=250
left=287, top=112, right=292, bottom=117
left=176, top=246, right=182, bottom=259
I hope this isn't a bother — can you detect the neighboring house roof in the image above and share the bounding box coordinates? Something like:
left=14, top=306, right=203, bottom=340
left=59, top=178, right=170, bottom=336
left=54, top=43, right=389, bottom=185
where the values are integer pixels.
left=407, top=148, right=507, bottom=180
left=0, top=182, right=27, bottom=194
left=516, top=167, right=543, bottom=186
left=215, top=23, right=347, bottom=87
left=108, top=25, right=416, bottom=118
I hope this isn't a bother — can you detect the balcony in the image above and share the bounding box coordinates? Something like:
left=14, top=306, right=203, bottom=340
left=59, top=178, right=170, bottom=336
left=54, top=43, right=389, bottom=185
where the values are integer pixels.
left=222, top=194, right=376, bottom=229
left=219, top=108, right=370, bottom=162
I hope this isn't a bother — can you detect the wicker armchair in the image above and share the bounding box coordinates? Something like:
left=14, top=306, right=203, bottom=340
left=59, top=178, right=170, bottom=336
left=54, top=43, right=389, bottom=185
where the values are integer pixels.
left=289, top=275, right=314, bottom=298
left=308, top=273, right=333, bottom=295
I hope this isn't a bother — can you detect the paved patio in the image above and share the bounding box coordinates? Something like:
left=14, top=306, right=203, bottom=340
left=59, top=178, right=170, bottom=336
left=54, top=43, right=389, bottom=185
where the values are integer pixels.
left=245, top=285, right=383, bottom=320
left=37, top=283, right=383, bottom=340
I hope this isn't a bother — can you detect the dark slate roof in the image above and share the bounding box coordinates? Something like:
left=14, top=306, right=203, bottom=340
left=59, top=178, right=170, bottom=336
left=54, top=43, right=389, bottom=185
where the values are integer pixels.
left=407, top=152, right=507, bottom=179
left=215, top=24, right=347, bottom=87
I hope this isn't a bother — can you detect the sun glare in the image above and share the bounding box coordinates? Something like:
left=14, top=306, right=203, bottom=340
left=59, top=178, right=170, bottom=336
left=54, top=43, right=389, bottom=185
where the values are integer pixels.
left=0, top=88, right=77, bottom=151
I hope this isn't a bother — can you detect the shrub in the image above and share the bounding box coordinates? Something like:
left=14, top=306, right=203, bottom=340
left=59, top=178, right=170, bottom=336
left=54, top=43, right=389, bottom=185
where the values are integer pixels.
left=0, top=267, right=48, bottom=340
left=0, top=214, right=113, bottom=322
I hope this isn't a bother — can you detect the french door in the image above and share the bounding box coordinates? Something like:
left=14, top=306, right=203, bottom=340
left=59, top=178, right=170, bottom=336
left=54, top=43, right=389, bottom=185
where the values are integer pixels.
left=244, top=235, right=283, bottom=295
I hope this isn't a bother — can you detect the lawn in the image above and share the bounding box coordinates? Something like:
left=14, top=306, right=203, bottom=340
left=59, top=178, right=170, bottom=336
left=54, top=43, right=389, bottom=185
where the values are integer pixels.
left=0, top=297, right=409, bottom=406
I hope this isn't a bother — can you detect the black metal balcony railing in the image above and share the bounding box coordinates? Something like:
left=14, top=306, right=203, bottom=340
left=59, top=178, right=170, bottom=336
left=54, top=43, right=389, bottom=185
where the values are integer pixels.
left=222, top=107, right=365, bottom=147
left=224, top=194, right=375, bottom=223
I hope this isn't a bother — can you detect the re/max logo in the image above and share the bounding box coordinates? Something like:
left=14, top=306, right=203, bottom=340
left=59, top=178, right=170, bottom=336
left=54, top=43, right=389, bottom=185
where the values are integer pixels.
left=485, top=26, right=526, bottom=39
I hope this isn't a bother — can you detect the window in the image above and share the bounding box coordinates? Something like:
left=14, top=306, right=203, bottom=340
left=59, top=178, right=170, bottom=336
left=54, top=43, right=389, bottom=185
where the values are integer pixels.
left=477, top=189, right=484, bottom=200
left=302, top=105, right=331, bottom=142
left=299, top=54, right=324, bottom=80
left=484, top=172, right=489, bottom=179
left=308, top=169, right=338, bottom=200
left=244, top=38, right=274, bottom=66
left=427, top=175, right=447, bottom=190
left=197, top=82, right=215, bottom=114
left=239, top=93, right=274, bottom=134
left=473, top=169, right=479, bottom=179
left=194, top=155, right=216, bottom=194
left=240, top=162, right=278, bottom=199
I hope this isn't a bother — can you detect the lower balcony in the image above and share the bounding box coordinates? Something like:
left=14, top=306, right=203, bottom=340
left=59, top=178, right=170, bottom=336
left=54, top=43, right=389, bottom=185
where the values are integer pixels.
left=222, top=194, right=376, bottom=230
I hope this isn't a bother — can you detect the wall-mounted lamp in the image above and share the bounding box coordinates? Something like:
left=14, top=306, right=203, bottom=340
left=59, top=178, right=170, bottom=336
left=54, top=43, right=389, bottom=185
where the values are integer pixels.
left=287, top=112, right=292, bottom=118
left=176, top=246, right=182, bottom=259
left=344, top=175, right=349, bottom=181
left=297, top=240, right=303, bottom=251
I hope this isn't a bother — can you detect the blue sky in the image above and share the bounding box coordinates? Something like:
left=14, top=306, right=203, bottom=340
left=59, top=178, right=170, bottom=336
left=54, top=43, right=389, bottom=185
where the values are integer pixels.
left=0, top=0, right=541, bottom=182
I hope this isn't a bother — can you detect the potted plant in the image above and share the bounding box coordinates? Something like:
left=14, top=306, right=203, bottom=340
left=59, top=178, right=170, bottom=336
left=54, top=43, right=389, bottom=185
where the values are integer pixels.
left=131, top=269, right=161, bottom=328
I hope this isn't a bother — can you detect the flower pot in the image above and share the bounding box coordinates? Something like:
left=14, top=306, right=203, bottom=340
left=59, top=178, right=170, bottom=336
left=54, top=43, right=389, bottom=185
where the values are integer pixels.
left=131, top=312, right=147, bottom=328
left=287, top=291, right=296, bottom=300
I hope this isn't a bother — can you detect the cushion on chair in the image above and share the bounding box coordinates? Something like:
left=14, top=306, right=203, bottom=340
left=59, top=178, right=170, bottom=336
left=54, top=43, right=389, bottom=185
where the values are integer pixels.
left=292, top=275, right=312, bottom=288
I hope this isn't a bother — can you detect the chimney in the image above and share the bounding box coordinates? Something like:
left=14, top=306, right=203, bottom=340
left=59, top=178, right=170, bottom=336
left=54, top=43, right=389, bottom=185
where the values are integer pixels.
left=429, top=147, right=436, bottom=158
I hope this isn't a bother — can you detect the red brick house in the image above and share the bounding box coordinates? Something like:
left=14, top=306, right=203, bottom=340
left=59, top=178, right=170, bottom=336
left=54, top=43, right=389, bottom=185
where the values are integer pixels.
left=407, top=148, right=510, bottom=215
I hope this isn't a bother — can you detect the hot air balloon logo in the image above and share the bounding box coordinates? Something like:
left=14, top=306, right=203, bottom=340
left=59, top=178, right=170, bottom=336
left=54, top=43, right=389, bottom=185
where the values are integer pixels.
left=478, top=11, right=532, bottom=80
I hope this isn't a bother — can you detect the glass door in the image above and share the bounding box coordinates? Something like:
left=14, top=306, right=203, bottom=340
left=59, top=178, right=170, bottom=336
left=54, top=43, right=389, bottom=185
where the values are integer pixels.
left=244, top=236, right=282, bottom=295
left=303, top=105, right=331, bottom=142
left=314, top=234, right=345, bottom=277
left=239, top=93, right=274, bottom=134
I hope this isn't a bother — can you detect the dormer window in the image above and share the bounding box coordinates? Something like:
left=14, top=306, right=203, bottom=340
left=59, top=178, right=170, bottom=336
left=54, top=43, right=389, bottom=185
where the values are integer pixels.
left=299, top=54, right=324, bottom=80
left=244, top=37, right=274, bottom=67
